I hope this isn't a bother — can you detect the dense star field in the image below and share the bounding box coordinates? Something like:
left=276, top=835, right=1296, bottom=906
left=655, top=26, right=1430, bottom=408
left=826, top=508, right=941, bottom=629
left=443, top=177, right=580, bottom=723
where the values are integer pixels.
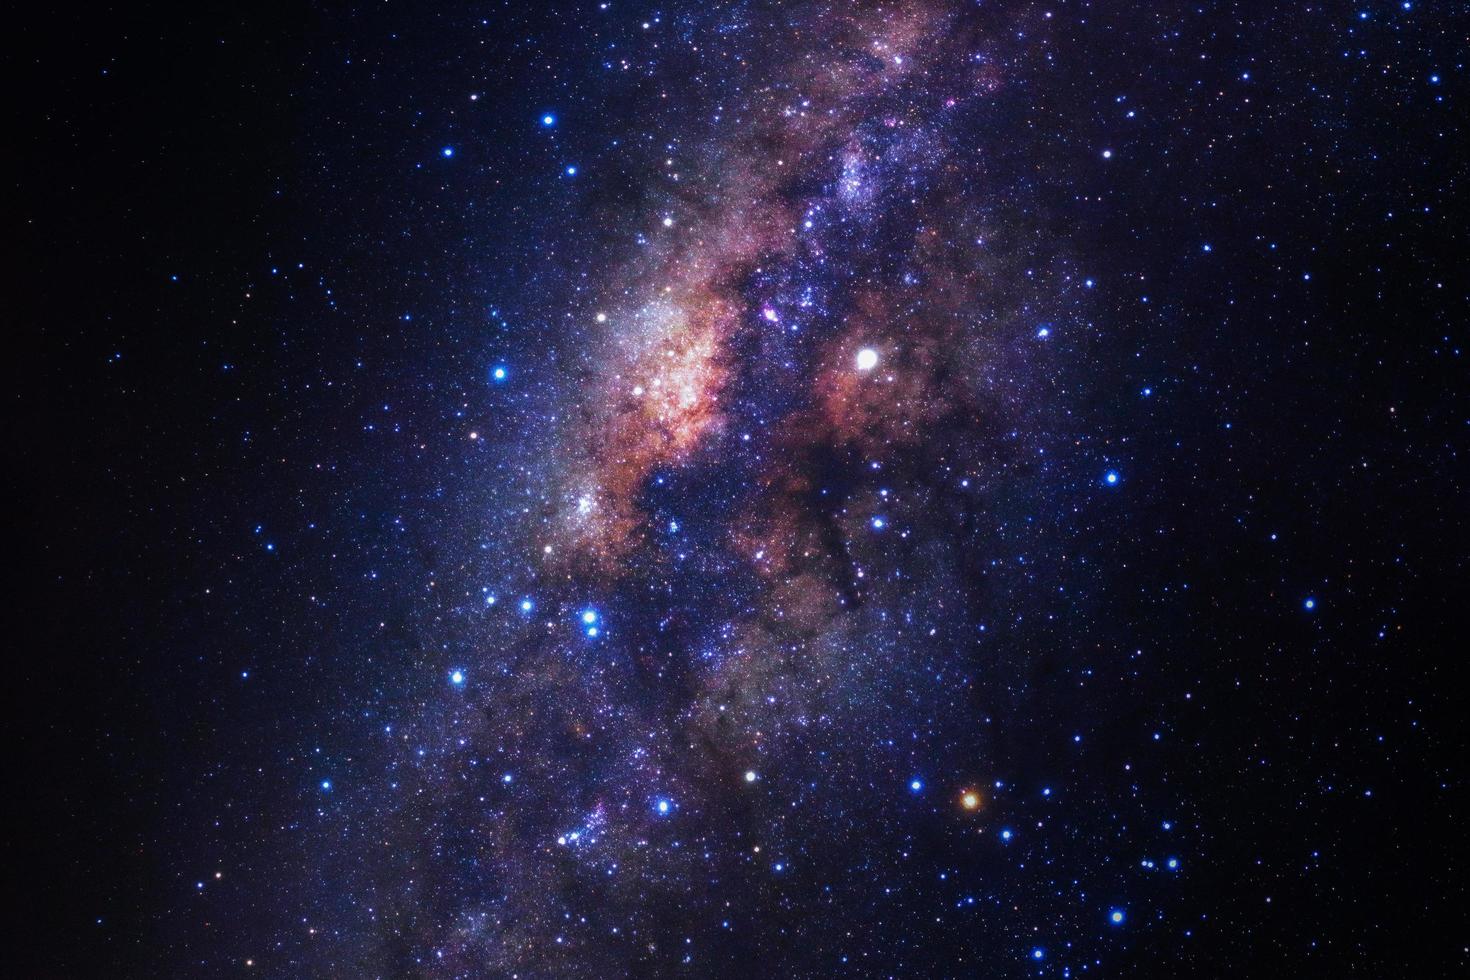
left=15, top=0, right=1468, bottom=976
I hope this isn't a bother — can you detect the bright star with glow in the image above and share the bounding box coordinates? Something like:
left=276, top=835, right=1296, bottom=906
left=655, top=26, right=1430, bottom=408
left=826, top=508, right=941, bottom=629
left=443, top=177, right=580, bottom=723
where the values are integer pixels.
left=442, top=146, right=454, bottom=157
left=450, top=669, right=465, bottom=686
left=855, top=347, right=879, bottom=371
left=1104, top=469, right=1120, bottom=485
left=1110, top=908, right=1125, bottom=925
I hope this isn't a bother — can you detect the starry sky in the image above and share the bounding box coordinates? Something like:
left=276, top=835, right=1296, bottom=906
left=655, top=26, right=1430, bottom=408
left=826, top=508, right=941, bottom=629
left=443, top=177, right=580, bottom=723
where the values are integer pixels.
left=15, top=1, right=1469, bottom=976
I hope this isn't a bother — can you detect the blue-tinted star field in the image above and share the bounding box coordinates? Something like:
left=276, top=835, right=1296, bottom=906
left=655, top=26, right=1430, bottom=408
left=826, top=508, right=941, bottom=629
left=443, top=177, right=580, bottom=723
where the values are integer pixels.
left=16, top=1, right=1468, bottom=976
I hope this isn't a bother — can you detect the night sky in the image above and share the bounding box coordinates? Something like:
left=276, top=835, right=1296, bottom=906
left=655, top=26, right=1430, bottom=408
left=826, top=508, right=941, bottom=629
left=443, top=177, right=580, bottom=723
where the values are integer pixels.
left=16, top=1, right=1469, bottom=976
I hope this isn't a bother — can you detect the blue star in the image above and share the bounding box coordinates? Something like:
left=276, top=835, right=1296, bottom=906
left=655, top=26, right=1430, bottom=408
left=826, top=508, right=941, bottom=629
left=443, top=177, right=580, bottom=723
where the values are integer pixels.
left=450, top=669, right=465, bottom=686
left=909, top=778, right=923, bottom=793
left=1031, top=947, right=1045, bottom=960
left=1110, top=908, right=1126, bottom=925
left=580, top=608, right=602, bottom=636
left=1304, top=597, right=1316, bottom=611
left=1104, top=469, right=1120, bottom=486
left=442, top=146, right=454, bottom=158
left=320, top=779, right=332, bottom=792
left=541, top=113, right=556, bottom=127
left=492, top=365, right=508, bottom=382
